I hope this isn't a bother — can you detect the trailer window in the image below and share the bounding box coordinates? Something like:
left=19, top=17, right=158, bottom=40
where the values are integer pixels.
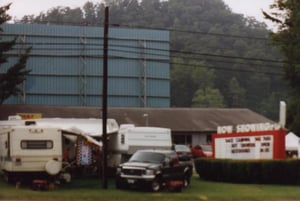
left=21, top=140, right=53, bottom=149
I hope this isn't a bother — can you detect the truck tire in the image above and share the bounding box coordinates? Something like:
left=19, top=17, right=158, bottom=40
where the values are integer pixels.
left=150, top=179, right=161, bottom=192
left=183, top=176, right=190, bottom=187
left=183, top=166, right=192, bottom=187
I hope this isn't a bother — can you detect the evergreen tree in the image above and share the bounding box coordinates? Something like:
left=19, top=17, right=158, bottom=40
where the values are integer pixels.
left=0, top=4, right=31, bottom=104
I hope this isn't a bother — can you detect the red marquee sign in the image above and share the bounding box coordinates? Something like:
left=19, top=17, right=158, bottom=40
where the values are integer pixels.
left=212, top=129, right=286, bottom=160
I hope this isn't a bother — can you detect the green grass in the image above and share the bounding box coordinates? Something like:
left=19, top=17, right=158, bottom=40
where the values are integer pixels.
left=1, top=174, right=300, bottom=201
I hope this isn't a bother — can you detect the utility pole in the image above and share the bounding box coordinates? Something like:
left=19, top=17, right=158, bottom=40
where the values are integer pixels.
left=102, top=6, right=109, bottom=189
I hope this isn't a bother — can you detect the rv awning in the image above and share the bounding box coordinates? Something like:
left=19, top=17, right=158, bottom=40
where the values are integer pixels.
left=62, top=128, right=103, bottom=148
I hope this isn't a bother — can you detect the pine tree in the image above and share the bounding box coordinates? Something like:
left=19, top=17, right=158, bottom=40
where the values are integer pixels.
left=0, top=4, right=31, bottom=104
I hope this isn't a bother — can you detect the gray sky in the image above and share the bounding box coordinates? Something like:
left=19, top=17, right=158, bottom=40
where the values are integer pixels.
left=0, top=0, right=275, bottom=28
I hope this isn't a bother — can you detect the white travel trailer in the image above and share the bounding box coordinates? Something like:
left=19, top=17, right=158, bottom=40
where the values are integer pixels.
left=107, top=124, right=173, bottom=168
left=0, top=117, right=119, bottom=183
left=0, top=125, right=68, bottom=182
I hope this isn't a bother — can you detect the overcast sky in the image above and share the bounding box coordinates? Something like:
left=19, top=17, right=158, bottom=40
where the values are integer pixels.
left=0, top=0, right=275, bottom=28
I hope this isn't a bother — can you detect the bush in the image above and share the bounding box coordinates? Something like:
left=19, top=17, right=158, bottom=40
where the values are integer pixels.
left=194, top=158, right=300, bottom=185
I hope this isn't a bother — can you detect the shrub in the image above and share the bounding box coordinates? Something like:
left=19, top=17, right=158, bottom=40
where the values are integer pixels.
left=194, top=158, right=300, bottom=185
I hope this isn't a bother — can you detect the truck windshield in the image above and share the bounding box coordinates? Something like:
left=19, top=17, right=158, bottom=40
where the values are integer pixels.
left=129, top=152, right=165, bottom=163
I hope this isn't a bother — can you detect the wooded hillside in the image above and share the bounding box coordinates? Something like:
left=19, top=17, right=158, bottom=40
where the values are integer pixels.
left=20, top=0, right=286, bottom=120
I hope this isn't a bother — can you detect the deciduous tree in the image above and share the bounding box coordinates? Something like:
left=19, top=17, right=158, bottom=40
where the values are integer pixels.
left=263, top=0, right=300, bottom=133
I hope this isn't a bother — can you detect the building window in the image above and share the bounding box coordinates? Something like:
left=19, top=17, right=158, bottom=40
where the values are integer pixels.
left=206, top=134, right=212, bottom=144
left=172, top=135, right=191, bottom=145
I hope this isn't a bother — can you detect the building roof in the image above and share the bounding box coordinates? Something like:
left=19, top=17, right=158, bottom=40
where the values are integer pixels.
left=0, top=105, right=275, bottom=133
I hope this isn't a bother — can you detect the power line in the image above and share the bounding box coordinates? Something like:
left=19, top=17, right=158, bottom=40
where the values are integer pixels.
left=112, top=24, right=271, bottom=41
left=3, top=26, right=286, bottom=76
left=170, top=61, right=284, bottom=77
left=11, top=39, right=285, bottom=66
left=106, top=47, right=283, bottom=70
left=8, top=43, right=284, bottom=71
left=7, top=21, right=273, bottom=51
left=5, top=48, right=283, bottom=77
left=15, top=20, right=271, bottom=41
left=7, top=40, right=285, bottom=76
left=4, top=22, right=281, bottom=66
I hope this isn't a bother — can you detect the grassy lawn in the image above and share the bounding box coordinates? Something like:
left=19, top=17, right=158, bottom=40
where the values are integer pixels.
left=1, top=174, right=300, bottom=201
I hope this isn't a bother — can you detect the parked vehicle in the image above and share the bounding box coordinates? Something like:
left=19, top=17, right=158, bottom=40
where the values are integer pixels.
left=115, top=149, right=193, bottom=192
left=172, top=144, right=193, bottom=183
left=0, top=125, right=71, bottom=183
left=173, top=144, right=193, bottom=161
left=107, top=124, right=172, bottom=168
left=0, top=117, right=118, bottom=183
left=191, top=144, right=213, bottom=158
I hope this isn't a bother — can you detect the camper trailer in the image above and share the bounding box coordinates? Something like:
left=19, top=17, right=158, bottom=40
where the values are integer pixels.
left=107, top=124, right=172, bottom=168
left=0, top=125, right=71, bottom=183
left=0, top=117, right=119, bottom=183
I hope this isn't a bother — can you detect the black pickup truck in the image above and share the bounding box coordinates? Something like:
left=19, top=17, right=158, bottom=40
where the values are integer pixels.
left=115, top=149, right=193, bottom=192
